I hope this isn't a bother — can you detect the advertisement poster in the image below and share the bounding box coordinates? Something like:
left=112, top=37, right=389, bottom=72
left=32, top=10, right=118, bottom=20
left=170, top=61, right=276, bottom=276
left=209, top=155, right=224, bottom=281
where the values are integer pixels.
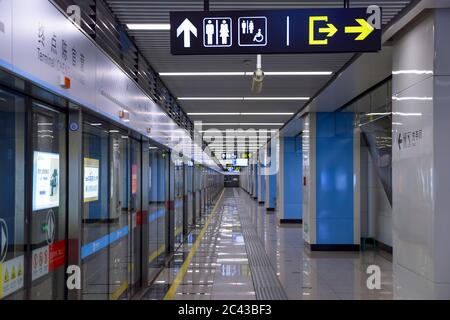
left=33, top=152, right=60, bottom=211
left=31, top=246, right=49, bottom=281
left=84, top=158, right=100, bottom=202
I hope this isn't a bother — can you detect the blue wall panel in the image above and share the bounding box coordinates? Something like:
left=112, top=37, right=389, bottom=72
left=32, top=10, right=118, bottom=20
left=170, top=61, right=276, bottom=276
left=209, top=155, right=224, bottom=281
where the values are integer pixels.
left=254, top=164, right=258, bottom=196
left=283, top=137, right=302, bottom=220
left=269, top=173, right=276, bottom=208
left=316, top=112, right=354, bottom=244
left=260, top=164, right=265, bottom=202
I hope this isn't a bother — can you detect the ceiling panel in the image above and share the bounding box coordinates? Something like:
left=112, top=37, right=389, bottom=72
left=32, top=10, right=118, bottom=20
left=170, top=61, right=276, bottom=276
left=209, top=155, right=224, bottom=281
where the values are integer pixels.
left=181, top=100, right=306, bottom=113
left=160, top=74, right=333, bottom=96
left=105, top=0, right=413, bottom=154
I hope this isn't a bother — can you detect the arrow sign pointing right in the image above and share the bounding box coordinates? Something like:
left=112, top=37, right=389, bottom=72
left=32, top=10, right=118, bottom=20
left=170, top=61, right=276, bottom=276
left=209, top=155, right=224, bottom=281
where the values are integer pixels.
left=345, top=18, right=374, bottom=41
left=177, top=18, right=197, bottom=48
left=319, top=23, right=338, bottom=38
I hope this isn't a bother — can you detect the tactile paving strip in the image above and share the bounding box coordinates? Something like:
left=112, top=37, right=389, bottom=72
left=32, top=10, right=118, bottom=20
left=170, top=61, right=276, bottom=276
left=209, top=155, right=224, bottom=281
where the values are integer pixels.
left=233, top=189, right=288, bottom=300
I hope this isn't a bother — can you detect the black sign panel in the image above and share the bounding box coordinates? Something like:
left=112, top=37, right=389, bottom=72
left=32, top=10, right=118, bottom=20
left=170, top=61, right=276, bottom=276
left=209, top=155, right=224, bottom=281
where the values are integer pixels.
left=170, top=8, right=381, bottom=55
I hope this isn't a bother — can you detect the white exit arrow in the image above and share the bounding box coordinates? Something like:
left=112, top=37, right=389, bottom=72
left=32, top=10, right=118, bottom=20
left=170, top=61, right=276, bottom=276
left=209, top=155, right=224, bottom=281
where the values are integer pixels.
left=177, top=18, right=197, bottom=48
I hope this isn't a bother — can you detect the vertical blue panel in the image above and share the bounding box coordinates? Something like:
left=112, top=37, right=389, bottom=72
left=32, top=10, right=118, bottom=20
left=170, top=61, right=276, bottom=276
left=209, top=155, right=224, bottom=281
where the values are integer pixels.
left=316, top=112, right=354, bottom=244
left=269, top=174, right=276, bottom=208
left=283, top=137, right=302, bottom=219
left=254, top=164, right=258, bottom=196
left=268, top=149, right=277, bottom=208
left=260, top=164, right=265, bottom=202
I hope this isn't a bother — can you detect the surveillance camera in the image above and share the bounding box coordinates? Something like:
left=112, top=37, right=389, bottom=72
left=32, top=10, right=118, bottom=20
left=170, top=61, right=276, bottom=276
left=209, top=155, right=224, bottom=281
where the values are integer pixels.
left=251, top=69, right=265, bottom=94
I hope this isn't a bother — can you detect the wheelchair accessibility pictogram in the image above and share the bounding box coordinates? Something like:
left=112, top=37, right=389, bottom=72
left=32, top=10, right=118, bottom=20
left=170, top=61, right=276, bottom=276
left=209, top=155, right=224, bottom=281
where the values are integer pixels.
left=253, top=29, right=264, bottom=43
left=238, top=16, right=267, bottom=47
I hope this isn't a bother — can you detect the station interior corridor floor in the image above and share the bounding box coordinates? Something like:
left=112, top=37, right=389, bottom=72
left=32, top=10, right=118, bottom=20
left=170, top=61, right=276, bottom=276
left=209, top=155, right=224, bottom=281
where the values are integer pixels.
left=140, top=188, right=394, bottom=300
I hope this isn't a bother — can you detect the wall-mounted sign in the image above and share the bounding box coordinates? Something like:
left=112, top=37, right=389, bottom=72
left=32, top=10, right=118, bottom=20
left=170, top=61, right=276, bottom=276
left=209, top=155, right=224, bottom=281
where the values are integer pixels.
left=0, top=0, right=202, bottom=161
left=33, top=151, right=60, bottom=212
left=0, top=0, right=12, bottom=65
left=170, top=7, right=381, bottom=55
left=84, top=158, right=99, bottom=202
left=0, top=255, right=24, bottom=299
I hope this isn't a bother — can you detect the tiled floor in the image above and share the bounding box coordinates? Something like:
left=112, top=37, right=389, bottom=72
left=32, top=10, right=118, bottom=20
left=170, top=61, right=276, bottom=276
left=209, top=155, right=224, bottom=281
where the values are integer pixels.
left=141, top=188, right=394, bottom=300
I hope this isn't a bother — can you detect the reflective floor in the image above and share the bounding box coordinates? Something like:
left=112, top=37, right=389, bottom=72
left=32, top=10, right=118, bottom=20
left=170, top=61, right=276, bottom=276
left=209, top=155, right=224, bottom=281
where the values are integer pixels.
left=141, top=188, right=394, bottom=300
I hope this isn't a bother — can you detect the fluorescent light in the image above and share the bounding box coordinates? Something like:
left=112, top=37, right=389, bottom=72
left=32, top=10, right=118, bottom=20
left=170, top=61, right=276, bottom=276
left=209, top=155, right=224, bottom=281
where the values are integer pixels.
left=202, top=123, right=283, bottom=126
left=242, top=112, right=294, bottom=115
left=366, top=112, right=391, bottom=116
left=188, top=112, right=294, bottom=115
left=160, top=72, right=245, bottom=76
left=244, top=97, right=309, bottom=101
left=392, top=96, right=432, bottom=101
left=127, top=23, right=170, bottom=30
left=188, top=113, right=241, bottom=116
left=258, top=71, right=332, bottom=76
left=178, top=97, right=309, bottom=101
left=392, top=112, right=423, bottom=116
left=160, top=71, right=331, bottom=76
left=179, top=97, right=242, bottom=101
left=392, top=70, right=433, bottom=75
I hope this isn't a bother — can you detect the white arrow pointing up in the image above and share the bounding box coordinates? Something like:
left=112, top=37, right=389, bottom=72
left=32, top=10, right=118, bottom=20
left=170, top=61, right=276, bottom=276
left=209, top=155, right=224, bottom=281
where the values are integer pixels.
left=177, top=18, right=197, bottom=48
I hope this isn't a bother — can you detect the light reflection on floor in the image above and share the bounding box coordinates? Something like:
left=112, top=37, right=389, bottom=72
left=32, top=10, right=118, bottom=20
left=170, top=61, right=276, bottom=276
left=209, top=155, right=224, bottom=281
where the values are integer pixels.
left=141, top=188, right=393, bottom=300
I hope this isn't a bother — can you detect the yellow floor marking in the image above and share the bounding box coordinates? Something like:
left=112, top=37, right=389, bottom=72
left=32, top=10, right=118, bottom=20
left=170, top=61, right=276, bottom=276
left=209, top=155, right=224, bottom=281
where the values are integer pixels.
left=110, top=281, right=129, bottom=300
left=149, top=245, right=166, bottom=263
left=163, top=190, right=225, bottom=300
left=175, top=227, right=183, bottom=237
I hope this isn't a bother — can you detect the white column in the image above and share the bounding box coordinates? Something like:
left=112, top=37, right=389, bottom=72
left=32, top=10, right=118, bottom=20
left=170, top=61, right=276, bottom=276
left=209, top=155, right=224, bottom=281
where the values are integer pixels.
left=392, top=9, right=450, bottom=299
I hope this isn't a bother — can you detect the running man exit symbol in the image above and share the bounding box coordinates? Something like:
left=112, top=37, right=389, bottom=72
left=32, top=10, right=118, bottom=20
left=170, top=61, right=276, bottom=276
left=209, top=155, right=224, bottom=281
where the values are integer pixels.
left=238, top=16, right=267, bottom=47
left=203, top=18, right=232, bottom=47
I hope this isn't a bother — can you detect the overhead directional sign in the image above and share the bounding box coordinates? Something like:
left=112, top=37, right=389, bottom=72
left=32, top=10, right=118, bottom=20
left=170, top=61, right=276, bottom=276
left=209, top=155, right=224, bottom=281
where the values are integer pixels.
left=170, top=7, right=381, bottom=55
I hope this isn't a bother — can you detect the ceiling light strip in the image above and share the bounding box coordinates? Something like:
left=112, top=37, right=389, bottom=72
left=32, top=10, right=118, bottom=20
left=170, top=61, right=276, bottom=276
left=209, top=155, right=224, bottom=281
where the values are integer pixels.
left=159, top=71, right=332, bottom=76
left=127, top=24, right=171, bottom=30
left=178, top=97, right=309, bottom=101
left=188, top=112, right=294, bottom=115
left=202, top=123, right=284, bottom=126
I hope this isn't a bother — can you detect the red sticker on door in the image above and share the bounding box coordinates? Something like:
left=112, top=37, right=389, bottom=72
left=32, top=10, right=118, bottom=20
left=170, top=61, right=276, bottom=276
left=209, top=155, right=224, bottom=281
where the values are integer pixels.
left=49, top=240, right=66, bottom=272
left=132, top=164, right=138, bottom=195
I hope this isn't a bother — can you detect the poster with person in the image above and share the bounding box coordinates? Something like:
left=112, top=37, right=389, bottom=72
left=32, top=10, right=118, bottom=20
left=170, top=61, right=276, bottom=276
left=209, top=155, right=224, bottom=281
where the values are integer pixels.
left=33, top=151, right=60, bottom=211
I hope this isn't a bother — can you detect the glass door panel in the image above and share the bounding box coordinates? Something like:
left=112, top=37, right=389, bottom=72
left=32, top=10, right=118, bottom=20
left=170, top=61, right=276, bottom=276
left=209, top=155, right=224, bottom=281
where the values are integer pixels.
left=174, top=159, right=184, bottom=248
left=29, top=102, right=67, bottom=300
left=109, top=131, right=130, bottom=300
left=0, top=88, right=26, bottom=300
left=81, top=119, right=109, bottom=300
left=157, top=151, right=168, bottom=266
left=129, top=138, right=141, bottom=295
left=147, top=147, right=159, bottom=280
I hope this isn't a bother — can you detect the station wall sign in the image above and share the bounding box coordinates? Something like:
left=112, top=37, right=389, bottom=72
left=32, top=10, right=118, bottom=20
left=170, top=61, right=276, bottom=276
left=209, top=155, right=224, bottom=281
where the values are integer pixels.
left=170, top=7, right=381, bottom=55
